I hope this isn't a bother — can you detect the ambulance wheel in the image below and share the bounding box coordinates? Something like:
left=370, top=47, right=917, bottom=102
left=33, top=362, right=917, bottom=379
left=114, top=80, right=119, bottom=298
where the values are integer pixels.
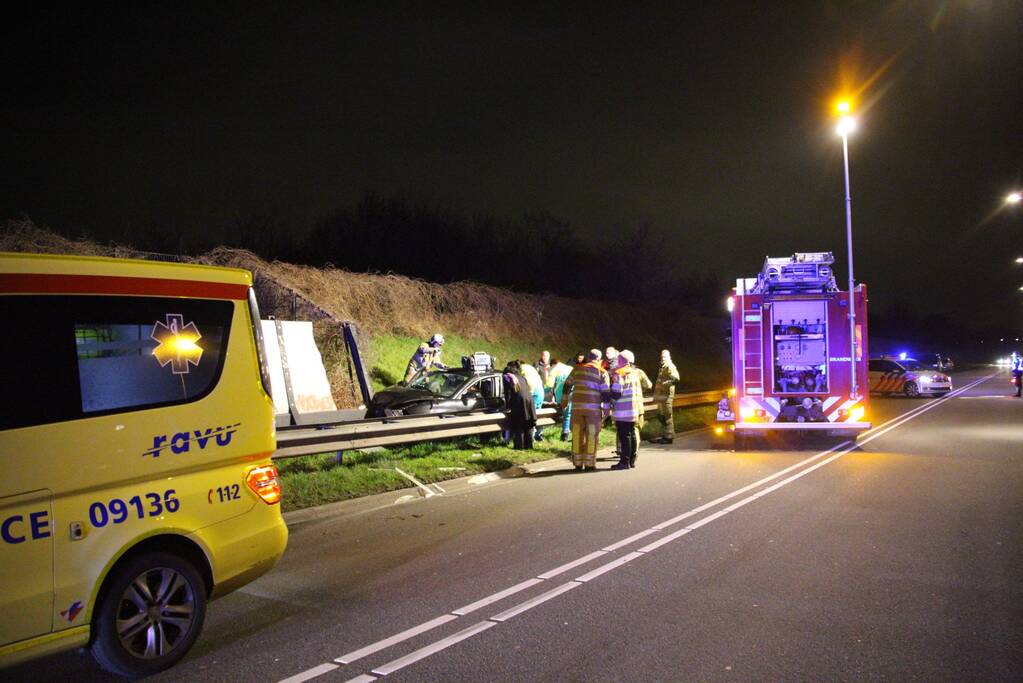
left=903, top=381, right=920, bottom=398
left=91, top=552, right=207, bottom=677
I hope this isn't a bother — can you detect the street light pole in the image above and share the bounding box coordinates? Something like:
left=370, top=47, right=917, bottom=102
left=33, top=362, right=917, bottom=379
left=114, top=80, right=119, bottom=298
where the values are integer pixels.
left=837, top=104, right=858, bottom=400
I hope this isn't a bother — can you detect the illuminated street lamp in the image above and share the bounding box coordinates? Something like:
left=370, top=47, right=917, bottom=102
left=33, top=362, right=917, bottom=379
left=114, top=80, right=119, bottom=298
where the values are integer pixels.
left=1007, top=192, right=1022, bottom=205
left=835, top=100, right=859, bottom=399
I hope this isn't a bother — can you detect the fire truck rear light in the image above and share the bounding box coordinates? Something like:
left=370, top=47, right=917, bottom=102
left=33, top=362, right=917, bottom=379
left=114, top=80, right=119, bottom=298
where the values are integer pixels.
left=850, top=406, right=865, bottom=422
left=246, top=465, right=282, bottom=505
left=739, top=406, right=754, bottom=419
left=754, top=409, right=766, bottom=418
left=838, top=409, right=849, bottom=418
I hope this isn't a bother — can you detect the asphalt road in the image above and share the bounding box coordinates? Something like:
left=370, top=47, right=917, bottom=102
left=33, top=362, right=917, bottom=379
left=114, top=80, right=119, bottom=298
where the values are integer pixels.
left=8, top=367, right=1022, bottom=682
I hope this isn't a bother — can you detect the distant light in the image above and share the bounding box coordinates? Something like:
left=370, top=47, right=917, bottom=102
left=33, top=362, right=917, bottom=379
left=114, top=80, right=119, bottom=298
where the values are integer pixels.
left=714, top=426, right=725, bottom=436
left=836, top=116, right=857, bottom=137
left=898, top=352, right=907, bottom=360
left=726, top=296, right=735, bottom=312
left=1016, top=257, right=1023, bottom=264
left=1007, top=192, right=1022, bottom=205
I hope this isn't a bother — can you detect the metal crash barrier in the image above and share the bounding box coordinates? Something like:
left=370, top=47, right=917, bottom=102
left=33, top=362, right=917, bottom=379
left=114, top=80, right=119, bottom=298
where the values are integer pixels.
left=272, top=390, right=725, bottom=460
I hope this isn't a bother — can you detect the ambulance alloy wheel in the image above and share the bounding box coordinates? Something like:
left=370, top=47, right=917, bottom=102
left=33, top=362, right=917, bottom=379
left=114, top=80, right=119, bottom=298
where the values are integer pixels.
left=903, top=381, right=920, bottom=398
left=91, top=552, right=207, bottom=677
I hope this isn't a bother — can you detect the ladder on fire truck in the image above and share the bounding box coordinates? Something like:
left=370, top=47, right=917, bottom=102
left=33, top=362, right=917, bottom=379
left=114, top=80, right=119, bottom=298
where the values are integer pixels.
left=741, top=304, right=764, bottom=396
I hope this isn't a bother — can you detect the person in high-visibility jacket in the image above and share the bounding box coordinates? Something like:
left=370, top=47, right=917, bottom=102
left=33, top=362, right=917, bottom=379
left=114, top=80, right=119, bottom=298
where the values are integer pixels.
left=518, top=360, right=546, bottom=440
left=561, top=349, right=609, bottom=471
left=1012, top=351, right=1023, bottom=398
left=609, top=350, right=648, bottom=469
left=548, top=358, right=574, bottom=441
left=652, top=349, right=680, bottom=443
left=404, top=333, right=447, bottom=383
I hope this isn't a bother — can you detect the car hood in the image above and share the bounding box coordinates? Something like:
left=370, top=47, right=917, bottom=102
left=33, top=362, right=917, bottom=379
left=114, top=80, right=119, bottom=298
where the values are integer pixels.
left=371, top=387, right=437, bottom=406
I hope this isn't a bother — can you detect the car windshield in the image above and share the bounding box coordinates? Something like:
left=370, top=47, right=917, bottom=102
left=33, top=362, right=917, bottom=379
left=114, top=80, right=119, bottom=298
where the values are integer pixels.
left=899, top=359, right=930, bottom=371
left=405, top=370, right=470, bottom=397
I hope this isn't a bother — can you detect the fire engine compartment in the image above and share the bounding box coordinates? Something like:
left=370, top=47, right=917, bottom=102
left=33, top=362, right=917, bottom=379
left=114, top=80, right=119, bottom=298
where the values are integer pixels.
left=772, top=299, right=828, bottom=396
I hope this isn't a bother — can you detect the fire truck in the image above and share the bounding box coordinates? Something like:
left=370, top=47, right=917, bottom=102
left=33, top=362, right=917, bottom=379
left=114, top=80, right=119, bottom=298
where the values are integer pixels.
left=718, top=252, right=870, bottom=447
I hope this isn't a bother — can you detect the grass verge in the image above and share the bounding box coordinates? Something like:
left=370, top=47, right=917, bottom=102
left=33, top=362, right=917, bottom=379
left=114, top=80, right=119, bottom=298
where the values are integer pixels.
left=277, top=405, right=717, bottom=512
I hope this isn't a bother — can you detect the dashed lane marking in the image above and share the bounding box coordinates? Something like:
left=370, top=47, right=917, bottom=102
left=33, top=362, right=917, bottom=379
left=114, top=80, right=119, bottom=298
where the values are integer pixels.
left=489, top=581, right=580, bottom=622
left=370, top=621, right=497, bottom=676
left=452, top=578, right=544, bottom=616
left=278, top=663, right=339, bottom=683
left=335, top=614, right=458, bottom=664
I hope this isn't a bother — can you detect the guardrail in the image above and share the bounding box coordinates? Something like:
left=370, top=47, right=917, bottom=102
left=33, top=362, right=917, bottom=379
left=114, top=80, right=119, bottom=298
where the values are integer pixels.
left=272, top=389, right=726, bottom=460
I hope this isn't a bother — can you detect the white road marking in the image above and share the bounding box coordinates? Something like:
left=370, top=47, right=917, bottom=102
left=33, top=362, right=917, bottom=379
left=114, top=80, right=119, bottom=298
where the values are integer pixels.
left=637, top=527, right=691, bottom=553
left=344, top=676, right=378, bottom=683
left=370, top=621, right=497, bottom=676
left=602, top=528, right=660, bottom=551
left=574, top=551, right=644, bottom=583
left=278, top=663, right=339, bottom=683
left=281, top=374, right=992, bottom=683
left=489, top=581, right=581, bottom=622
left=335, top=614, right=458, bottom=664
left=536, top=550, right=608, bottom=579
left=394, top=467, right=438, bottom=498
left=452, top=578, right=544, bottom=615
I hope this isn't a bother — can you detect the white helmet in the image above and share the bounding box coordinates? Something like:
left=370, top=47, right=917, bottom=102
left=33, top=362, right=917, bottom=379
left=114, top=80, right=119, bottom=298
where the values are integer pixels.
left=430, top=333, right=445, bottom=346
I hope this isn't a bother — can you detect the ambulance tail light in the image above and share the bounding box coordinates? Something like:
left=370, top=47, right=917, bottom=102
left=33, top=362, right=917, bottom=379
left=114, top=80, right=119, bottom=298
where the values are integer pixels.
left=246, top=465, right=282, bottom=505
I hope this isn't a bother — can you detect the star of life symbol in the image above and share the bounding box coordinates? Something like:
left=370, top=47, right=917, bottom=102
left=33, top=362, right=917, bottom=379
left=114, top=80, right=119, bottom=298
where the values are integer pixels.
left=151, top=313, right=203, bottom=374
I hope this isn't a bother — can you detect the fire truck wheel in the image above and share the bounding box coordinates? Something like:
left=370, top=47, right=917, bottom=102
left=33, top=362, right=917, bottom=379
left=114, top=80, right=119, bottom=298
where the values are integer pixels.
left=903, top=381, right=920, bottom=398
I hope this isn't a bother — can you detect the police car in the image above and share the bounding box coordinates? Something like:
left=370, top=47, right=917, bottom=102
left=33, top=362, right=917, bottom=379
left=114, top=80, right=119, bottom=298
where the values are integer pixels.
left=0, top=253, right=287, bottom=676
left=867, top=356, right=953, bottom=397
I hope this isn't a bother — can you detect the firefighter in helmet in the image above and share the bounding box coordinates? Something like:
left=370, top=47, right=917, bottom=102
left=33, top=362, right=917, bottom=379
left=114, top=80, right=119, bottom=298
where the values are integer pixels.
left=404, top=333, right=448, bottom=383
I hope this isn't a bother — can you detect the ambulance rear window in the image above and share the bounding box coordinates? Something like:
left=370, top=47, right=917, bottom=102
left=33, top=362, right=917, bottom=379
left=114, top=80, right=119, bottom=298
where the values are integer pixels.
left=1, top=295, right=232, bottom=430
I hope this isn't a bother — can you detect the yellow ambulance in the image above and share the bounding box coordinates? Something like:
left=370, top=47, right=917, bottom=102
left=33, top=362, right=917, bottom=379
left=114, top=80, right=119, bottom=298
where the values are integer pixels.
left=0, top=252, right=288, bottom=676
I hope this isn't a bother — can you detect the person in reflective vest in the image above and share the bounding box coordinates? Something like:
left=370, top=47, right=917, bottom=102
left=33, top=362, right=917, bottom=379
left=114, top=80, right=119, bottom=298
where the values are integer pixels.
left=561, top=349, right=609, bottom=471
left=609, top=350, right=648, bottom=469
left=404, top=333, right=447, bottom=383
left=1012, top=351, right=1023, bottom=398
left=548, top=358, right=575, bottom=441
left=652, top=349, right=680, bottom=444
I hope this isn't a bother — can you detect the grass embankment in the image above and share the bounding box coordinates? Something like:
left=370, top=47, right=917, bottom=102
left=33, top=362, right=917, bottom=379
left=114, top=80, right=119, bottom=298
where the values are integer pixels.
left=278, top=405, right=716, bottom=511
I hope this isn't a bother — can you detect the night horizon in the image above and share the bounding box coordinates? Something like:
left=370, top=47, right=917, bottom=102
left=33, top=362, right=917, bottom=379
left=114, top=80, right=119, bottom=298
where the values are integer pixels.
left=3, top=2, right=1022, bottom=332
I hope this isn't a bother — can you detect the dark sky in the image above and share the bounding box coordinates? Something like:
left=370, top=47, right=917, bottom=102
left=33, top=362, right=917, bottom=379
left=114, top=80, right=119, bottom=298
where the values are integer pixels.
left=2, top=2, right=1021, bottom=330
